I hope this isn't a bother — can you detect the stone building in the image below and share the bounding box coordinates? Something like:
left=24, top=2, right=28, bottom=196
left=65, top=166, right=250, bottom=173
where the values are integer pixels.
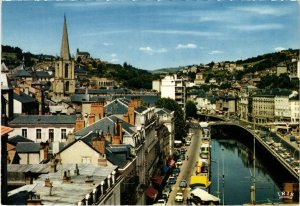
left=52, top=16, right=75, bottom=99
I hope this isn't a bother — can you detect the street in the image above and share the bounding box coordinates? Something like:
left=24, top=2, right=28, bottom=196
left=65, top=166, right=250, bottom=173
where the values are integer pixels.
left=167, top=125, right=202, bottom=205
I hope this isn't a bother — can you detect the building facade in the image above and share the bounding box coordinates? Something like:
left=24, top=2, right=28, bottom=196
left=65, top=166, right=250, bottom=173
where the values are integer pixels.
left=52, top=16, right=76, bottom=98
left=160, top=74, right=186, bottom=108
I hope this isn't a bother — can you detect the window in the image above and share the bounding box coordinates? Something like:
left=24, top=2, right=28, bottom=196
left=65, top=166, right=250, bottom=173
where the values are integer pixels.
left=81, top=156, right=91, bottom=163
left=22, top=129, right=27, bottom=138
left=36, top=129, right=41, bottom=139
left=49, top=129, right=54, bottom=142
left=61, top=129, right=67, bottom=140
left=64, top=64, right=69, bottom=78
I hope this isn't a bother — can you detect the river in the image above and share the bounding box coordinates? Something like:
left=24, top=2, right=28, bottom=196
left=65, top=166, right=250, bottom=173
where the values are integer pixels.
left=210, top=138, right=283, bottom=205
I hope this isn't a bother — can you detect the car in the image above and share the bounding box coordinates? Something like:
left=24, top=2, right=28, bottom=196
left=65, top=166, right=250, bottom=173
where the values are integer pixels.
left=175, top=192, right=184, bottom=202
left=167, top=176, right=176, bottom=184
left=164, top=184, right=172, bottom=192
left=179, top=179, right=188, bottom=188
left=153, top=199, right=166, bottom=206
left=180, top=154, right=185, bottom=160
left=247, top=125, right=252, bottom=129
left=171, top=168, right=180, bottom=176
left=185, top=140, right=191, bottom=146
left=176, top=159, right=183, bottom=166
left=161, top=192, right=169, bottom=200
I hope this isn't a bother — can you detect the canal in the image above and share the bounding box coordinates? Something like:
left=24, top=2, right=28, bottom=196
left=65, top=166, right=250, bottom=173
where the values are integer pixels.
left=210, top=138, right=284, bottom=205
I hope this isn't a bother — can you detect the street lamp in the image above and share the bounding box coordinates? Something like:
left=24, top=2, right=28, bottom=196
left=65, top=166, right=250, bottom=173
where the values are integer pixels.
left=222, top=147, right=225, bottom=205
left=211, top=159, right=220, bottom=199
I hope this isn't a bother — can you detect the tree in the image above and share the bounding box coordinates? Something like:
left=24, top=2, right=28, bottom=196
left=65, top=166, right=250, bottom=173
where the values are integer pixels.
left=185, top=100, right=197, bottom=119
left=155, top=98, right=186, bottom=140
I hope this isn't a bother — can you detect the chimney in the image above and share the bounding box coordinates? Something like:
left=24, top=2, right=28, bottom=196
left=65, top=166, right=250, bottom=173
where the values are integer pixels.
left=123, top=113, right=129, bottom=123
left=98, top=158, right=107, bottom=166
left=128, top=100, right=135, bottom=125
left=91, top=101, right=105, bottom=121
left=92, top=130, right=105, bottom=155
left=67, top=132, right=75, bottom=144
left=137, top=96, right=142, bottom=107
left=49, top=158, right=57, bottom=173
left=74, top=164, right=80, bottom=176
left=26, top=193, right=42, bottom=205
left=105, top=127, right=111, bottom=143
left=75, top=118, right=85, bottom=132
left=112, top=120, right=123, bottom=144
left=88, top=114, right=95, bottom=125
left=14, top=87, right=21, bottom=95
left=44, top=178, right=52, bottom=187
left=43, top=145, right=48, bottom=161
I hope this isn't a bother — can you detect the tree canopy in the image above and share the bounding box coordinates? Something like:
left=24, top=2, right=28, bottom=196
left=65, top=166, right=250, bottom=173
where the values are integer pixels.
left=185, top=100, right=198, bottom=119
left=155, top=98, right=186, bottom=141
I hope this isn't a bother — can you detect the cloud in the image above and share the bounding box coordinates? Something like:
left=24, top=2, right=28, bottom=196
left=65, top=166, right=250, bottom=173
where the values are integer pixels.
left=142, top=30, right=220, bottom=37
left=139, top=47, right=167, bottom=54
left=208, top=50, right=223, bottom=55
left=176, top=43, right=197, bottom=49
left=231, top=23, right=283, bottom=31
left=110, top=53, right=119, bottom=62
left=103, top=42, right=113, bottom=46
left=234, top=6, right=289, bottom=16
left=274, top=47, right=286, bottom=52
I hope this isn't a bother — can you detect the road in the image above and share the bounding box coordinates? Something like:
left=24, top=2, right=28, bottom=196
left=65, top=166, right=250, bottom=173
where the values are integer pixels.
left=167, top=125, right=202, bottom=205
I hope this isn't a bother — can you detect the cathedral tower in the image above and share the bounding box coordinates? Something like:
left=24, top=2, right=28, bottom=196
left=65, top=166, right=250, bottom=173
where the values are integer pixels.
left=53, top=16, right=75, bottom=98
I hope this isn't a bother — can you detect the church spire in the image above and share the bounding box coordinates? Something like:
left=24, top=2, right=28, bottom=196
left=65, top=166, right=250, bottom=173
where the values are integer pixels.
left=60, top=15, right=71, bottom=60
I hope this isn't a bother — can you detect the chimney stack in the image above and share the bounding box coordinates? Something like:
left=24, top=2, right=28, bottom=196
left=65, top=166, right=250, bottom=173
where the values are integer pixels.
left=88, top=114, right=95, bottom=125
left=14, top=87, right=21, bottom=95
left=128, top=100, right=135, bottom=125
left=91, top=101, right=105, bottom=121
left=75, top=118, right=85, bottom=132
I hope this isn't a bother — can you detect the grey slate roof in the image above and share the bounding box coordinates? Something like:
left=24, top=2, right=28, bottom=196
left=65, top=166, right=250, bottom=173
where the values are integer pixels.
left=15, top=70, right=31, bottom=77
left=9, top=115, right=77, bottom=125
left=16, top=142, right=40, bottom=153
left=106, top=145, right=133, bottom=168
left=7, top=164, right=49, bottom=173
left=8, top=135, right=34, bottom=146
left=35, top=71, right=52, bottom=78
left=74, top=115, right=135, bottom=137
left=14, top=92, right=36, bottom=103
left=105, top=98, right=129, bottom=115
left=155, top=108, right=173, bottom=115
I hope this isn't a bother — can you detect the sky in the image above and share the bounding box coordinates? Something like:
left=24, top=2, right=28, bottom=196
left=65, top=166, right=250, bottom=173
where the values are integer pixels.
left=2, top=1, right=299, bottom=70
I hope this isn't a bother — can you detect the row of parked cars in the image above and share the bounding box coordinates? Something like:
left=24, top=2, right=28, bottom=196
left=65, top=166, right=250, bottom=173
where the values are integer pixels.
left=154, top=137, right=192, bottom=205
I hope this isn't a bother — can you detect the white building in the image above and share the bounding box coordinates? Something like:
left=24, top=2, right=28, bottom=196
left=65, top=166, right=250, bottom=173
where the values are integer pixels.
left=160, top=74, right=186, bottom=108
left=274, top=95, right=291, bottom=121
left=194, top=96, right=216, bottom=114
left=8, top=115, right=76, bottom=143
left=152, top=79, right=161, bottom=92
left=290, top=93, right=300, bottom=122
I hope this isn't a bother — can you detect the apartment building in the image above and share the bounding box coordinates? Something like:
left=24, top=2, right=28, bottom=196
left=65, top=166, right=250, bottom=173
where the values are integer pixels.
left=252, top=94, right=275, bottom=123
left=160, top=74, right=186, bottom=108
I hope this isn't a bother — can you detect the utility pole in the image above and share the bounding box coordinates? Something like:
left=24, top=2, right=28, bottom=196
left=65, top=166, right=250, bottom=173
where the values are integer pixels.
left=222, top=147, right=225, bottom=205
left=251, top=116, right=256, bottom=205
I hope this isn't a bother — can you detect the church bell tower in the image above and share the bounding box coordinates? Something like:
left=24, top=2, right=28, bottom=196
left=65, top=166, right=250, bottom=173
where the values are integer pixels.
left=53, top=15, right=75, bottom=98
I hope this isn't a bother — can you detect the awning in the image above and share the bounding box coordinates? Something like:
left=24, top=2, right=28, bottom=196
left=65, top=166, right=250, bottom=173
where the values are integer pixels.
left=152, top=175, right=163, bottom=186
left=191, top=188, right=220, bottom=202
left=162, top=165, right=169, bottom=173
left=145, top=186, right=158, bottom=200
left=169, top=159, right=175, bottom=167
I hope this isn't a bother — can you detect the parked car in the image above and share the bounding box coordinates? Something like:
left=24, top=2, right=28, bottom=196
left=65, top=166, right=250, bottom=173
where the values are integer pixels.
left=171, top=167, right=180, bottom=176
left=164, top=184, right=172, bottom=192
left=180, top=154, right=185, bottom=160
left=153, top=199, right=166, bottom=206
left=179, top=179, right=188, bottom=188
left=185, top=140, right=191, bottom=146
left=175, top=192, right=184, bottom=202
left=167, top=176, right=176, bottom=184
left=176, top=159, right=183, bottom=166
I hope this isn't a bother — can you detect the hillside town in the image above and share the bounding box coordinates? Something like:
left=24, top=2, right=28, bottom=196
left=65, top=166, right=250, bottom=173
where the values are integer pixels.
left=1, top=15, right=299, bottom=205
